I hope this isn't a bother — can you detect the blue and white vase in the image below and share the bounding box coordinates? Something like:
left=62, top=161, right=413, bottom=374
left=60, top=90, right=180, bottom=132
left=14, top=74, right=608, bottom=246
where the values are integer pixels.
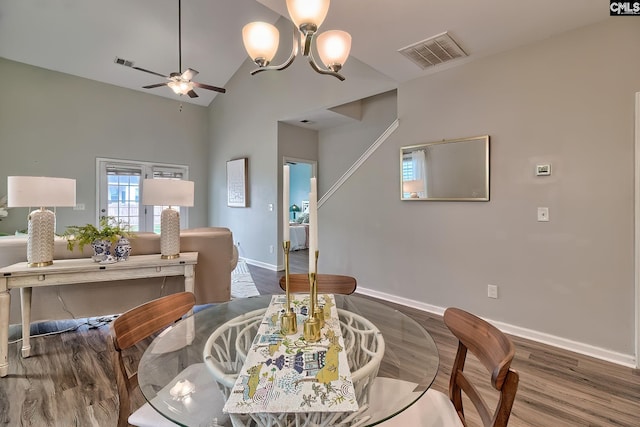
left=91, top=239, right=111, bottom=262
left=114, top=237, right=131, bottom=261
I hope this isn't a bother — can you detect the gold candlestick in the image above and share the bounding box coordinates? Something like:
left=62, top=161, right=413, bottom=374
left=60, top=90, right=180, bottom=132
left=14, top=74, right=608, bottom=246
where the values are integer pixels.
left=312, top=250, right=324, bottom=328
left=303, top=272, right=321, bottom=342
left=280, top=241, right=297, bottom=335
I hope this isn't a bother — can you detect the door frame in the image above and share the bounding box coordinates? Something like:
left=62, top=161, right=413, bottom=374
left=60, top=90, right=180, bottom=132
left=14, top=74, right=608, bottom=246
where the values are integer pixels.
left=635, top=92, right=640, bottom=368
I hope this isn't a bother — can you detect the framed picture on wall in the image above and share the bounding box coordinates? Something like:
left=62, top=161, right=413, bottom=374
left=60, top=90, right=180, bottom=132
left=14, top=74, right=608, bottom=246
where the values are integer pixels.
left=227, top=158, right=248, bottom=207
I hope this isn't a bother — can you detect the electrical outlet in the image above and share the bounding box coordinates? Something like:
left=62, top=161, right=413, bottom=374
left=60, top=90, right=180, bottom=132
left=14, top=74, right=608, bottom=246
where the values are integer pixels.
left=73, top=203, right=85, bottom=211
left=488, top=284, right=498, bottom=299
left=269, top=245, right=274, bottom=254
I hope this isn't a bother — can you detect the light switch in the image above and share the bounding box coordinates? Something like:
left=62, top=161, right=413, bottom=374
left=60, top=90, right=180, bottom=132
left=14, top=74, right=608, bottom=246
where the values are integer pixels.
left=536, top=164, right=551, bottom=176
left=537, top=207, right=549, bottom=222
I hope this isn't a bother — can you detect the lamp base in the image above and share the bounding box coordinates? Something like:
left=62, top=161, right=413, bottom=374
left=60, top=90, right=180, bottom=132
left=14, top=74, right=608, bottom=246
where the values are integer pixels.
left=27, top=261, right=54, bottom=268
left=160, top=208, right=180, bottom=259
left=27, top=208, right=55, bottom=267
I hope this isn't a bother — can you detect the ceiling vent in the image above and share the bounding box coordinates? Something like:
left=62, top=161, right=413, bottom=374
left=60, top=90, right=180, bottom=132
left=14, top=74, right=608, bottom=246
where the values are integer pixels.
left=398, top=32, right=467, bottom=70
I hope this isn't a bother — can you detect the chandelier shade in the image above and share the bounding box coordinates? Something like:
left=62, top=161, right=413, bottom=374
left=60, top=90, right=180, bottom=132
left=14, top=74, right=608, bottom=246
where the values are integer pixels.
left=243, top=0, right=351, bottom=80
left=317, top=30, right=351, bottom=71
left=242, top=22, right=280, bottom=66
left=286, top=0, right=330, bottom=32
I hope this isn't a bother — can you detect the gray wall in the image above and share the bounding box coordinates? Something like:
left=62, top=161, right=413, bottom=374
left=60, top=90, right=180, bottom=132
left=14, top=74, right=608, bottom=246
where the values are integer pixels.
left=318, top=90, right=397, bottom=195
left=207, top=16, right=396, bottom=269
left=0, top=57, right=210, bottom=233
left=318, top=18, right=639, bottom=356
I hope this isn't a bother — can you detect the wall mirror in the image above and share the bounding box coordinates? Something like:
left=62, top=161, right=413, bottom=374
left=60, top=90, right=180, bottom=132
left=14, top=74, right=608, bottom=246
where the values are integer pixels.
left=400, top=135, right=489, bottom=201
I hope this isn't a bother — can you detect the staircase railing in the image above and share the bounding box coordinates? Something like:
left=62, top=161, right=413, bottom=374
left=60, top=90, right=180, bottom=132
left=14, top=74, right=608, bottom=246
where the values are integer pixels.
left=319, top=119, right=399, bottom=208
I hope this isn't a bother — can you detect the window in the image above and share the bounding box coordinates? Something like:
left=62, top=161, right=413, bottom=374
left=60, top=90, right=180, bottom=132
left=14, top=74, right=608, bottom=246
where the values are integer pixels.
left=97, top=158, right=189, bottom=233
left=402, top=150, right=427, bottom=198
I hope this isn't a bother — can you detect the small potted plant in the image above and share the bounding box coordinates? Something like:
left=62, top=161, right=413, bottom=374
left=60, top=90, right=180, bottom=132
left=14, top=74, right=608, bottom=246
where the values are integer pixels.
left=63, top=216, right=133, bottom=262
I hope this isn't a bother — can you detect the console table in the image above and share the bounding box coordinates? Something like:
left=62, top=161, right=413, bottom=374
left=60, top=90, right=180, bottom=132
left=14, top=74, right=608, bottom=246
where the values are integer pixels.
left=0, top=252, right=198, bottom=377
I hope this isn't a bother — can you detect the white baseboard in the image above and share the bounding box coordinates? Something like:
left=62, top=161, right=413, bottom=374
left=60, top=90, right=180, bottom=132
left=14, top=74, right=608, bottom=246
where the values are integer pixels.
left=358, top=287, right=637, bottom=368
left=240, top=257, right=278, bottom=271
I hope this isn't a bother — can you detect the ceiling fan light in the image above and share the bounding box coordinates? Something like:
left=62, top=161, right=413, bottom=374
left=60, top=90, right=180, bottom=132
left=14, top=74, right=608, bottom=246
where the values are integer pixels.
left=242, top=22, right=280, bottom=66
left=317, top=30, right=351, bottom=71
left=286, top=0, right=330, bottom=32
left=168, top=80, right=193, bottom=95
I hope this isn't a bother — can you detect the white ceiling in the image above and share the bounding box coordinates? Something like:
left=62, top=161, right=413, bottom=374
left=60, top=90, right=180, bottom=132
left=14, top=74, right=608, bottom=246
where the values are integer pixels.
left=0, top=0, right=607, bottom=110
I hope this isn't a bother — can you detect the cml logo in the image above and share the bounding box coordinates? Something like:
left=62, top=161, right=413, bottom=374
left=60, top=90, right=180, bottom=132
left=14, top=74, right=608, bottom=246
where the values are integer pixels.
left=610, top=1, right=640, bottom=15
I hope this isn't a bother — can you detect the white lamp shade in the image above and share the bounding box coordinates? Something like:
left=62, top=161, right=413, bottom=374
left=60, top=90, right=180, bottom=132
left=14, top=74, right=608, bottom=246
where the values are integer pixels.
left=7, top=176, right=76, bottom=207
left=403, top=180, right=424, bottom=194
left=142, top=179, right=194, bottom=207
left=286, top=0, right=330, bottom=30
left=242, top=22, right=280, bottom=63
left=316, top=30, right=351, bottom=68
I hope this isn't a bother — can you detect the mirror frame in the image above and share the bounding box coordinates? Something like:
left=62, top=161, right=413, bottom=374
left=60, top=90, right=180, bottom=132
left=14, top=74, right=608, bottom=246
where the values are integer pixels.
left=400, top=135, right=490, bottom=201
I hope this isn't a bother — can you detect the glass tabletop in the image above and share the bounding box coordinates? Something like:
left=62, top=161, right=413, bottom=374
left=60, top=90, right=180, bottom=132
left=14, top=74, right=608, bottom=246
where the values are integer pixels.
left=138, top=294, right=439, bottom=427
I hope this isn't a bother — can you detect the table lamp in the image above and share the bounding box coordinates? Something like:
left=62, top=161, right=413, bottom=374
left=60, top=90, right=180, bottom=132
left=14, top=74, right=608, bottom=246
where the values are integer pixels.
left=402, top=180, right=424, bottom=198
left=290, top=204, right=301, bottom=220
left=142, top=179, right=194, bottom=259
left=7, top=176, right=76, bottom=267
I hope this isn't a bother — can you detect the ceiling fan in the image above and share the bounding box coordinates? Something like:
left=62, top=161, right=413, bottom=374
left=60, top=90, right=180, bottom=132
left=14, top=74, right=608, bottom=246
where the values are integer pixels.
left=115, top=0, right=225, bottom=98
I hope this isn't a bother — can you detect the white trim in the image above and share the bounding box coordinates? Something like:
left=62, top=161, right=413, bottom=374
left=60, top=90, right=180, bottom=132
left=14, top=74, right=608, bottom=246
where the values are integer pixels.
left=357, top=286, right=637, bottom=368
left=635, top=92, right=640, bottom=368
left=283, top=157, right=317, bottom=177
left=240, top=257, right=278, bottom=271
left=318, top=119, right=399, bottom=207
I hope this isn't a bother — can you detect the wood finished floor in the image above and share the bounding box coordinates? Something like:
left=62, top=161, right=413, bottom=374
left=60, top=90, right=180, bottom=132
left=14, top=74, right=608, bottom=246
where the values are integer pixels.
left=0, top=249, right=638, bottom=426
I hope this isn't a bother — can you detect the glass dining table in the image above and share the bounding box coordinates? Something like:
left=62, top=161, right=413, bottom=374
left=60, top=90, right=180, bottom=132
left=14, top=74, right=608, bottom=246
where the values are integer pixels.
left=138, top=294, right=439, bottom=427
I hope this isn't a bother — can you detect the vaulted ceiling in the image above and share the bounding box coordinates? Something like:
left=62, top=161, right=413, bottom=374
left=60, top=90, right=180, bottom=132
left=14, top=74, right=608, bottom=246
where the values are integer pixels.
left=0, top=1, right=606, bottom=108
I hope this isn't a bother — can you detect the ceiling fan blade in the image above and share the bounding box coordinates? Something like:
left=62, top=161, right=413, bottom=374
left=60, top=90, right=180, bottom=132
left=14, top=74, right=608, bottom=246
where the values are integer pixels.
left=182, top=68, right=198, bottom=81
left=132, top=66, right=169, bottom=79
left=187, top=90, right=199, bottom=98
left=142, top=83, right=169, bottom=89
left=192, top=81, right=226, bottom=94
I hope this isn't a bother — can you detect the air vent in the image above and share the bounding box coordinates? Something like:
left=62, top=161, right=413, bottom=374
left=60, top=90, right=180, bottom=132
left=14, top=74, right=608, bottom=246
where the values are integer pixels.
left=398, top=32, right=467, bottom=70
left=114, top=57, right=134, bottom=67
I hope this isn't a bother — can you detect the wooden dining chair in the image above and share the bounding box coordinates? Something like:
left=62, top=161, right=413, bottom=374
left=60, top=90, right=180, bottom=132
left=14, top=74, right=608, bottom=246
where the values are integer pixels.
left=279, top=273, right=357, bottom=295
left=376, top=307, right=519, bottom=427
left=109, top=291, right=197, bottom=427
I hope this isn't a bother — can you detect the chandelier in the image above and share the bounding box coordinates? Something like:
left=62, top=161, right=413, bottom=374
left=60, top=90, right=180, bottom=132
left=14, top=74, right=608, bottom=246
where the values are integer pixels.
left=242, top=0, right=352, bottom=81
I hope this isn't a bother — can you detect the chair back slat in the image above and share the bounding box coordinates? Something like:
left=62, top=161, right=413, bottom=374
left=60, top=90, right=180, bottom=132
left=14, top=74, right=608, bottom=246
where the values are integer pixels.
left=112, top=291, right=195, bottom=350
left=444, top=307, right=515, bottom=389
left=444, top=307, right=519, bottom=427
left=279, top=274, right=357, bottom=295
left=110, top=291, right=196, bottom=427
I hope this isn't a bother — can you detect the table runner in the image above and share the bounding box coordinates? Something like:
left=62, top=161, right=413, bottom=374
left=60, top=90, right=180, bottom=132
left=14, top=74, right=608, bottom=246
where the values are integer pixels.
left=223, top=294, right=358, bottom=415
